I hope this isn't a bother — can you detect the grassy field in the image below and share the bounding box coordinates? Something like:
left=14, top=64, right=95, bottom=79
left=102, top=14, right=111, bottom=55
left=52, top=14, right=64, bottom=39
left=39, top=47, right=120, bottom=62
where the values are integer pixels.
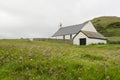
left=0, top=39, right=120, bottom=80
left=107, top=36, right=120, bottom=42
left=107, top=36, right=120, bottom=44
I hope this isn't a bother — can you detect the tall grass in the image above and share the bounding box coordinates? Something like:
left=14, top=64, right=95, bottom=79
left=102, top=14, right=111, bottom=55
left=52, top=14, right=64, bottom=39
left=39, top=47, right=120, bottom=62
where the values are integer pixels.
left=0, top=39, right=120, bottom=80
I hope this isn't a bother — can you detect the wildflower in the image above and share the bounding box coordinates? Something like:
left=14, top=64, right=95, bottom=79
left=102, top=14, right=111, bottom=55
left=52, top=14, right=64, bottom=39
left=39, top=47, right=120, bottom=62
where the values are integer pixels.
left=48, top=68, right=53, bottom=74
left=19, top=56, right=23, bottom=63
left=78, top=77, right=82, bottom=80
left=6, top=52, right=9, bottom=55
left=11, top=54, right=14, bottom=57
left=106, top=75, right=110, bottom=80
left=63, top=66, right=67, bottom=70
left=105, top=64, right=109, bottom=67
left=26, top=67, right=29, bottom=70
left=11, top=58, right=13, bottom=61
left=6, top=58, right=10, bottom=62
left=43, top=49, right=51, bottom=57
left=96, top=69, right=99, bottom=73
left=30, top=58, right=33, bottom=61
left=32, top=77, right=35, bottom=80
left=19, top=56, right=23, bottom=61
left=63, top=74, right=67, bottom=78
left=55, top=73, right=58, bottom=77
left=104, top=58, right=108, bottom=61
left=100, top=64, right=104, bottom=67
left=58, top=65, right=63, bottom=70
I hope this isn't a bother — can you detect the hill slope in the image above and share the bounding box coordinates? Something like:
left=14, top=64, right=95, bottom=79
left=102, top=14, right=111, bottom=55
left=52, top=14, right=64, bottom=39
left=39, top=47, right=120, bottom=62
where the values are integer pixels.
left=92, top=16, right=120, bottom=37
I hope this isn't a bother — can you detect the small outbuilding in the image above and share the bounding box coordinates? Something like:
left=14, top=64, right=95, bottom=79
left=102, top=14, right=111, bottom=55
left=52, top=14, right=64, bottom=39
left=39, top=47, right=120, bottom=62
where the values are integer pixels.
left=52, top=21, right=107, bottom=45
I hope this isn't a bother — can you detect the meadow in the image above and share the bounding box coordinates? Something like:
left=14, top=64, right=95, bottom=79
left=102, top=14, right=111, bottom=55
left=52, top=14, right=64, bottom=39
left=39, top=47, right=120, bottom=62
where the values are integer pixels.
left=0, top=39, right=120, bottom=80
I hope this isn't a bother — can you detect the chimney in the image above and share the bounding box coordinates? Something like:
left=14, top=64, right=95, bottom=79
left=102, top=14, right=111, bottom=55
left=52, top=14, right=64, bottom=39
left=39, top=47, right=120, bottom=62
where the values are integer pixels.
left=59, top=22, right=62, bottom=28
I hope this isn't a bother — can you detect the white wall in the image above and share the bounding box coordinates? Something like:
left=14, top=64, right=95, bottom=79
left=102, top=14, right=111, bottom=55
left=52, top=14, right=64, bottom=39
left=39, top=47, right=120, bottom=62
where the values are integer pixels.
left=72, top=34, right=76, bottom=38
left=65, top=34, right=76, bottom=39
left=65, top=35, right=70, bottom=39
left=29, top=38, right=33, bottom=41
left=81, top=21, right=97, bottom=32
left=73, top=32, right=106, bottom=45
left=87, top=38, right=107, bottom=45
left=73, top=32, right=88, bottom=45
left=51, top=36, right=63, bottom=39
left=51, top=34, right=76, bottom=40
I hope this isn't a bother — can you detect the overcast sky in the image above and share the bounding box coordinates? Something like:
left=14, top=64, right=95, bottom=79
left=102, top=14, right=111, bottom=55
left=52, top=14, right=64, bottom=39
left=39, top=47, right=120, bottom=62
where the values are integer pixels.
left=0, top=0, right=120, bottom=38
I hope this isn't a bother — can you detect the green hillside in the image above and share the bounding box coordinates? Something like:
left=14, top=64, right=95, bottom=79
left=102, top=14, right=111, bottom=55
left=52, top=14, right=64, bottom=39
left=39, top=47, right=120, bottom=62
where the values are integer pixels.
left=92, top=16, right=120, bottom=37
left=0, top=40, right=120, bottom=80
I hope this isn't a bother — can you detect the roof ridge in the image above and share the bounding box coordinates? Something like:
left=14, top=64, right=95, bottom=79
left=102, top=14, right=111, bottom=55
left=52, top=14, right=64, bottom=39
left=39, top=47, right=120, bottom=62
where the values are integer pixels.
left=60, top=21, right=89, bottom=29
left=60, top=24, right=81, bottom=29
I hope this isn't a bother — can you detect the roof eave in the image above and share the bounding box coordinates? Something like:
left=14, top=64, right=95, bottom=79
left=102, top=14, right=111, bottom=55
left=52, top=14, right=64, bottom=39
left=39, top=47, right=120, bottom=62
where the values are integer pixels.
left=88, top=37, right=107, bottom=40
left=52, top=32, right=78, bottom=37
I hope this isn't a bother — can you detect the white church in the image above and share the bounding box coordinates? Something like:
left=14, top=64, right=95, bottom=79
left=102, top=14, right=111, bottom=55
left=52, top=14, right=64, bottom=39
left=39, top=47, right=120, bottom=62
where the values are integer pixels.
left=52, top=21, right=107, bottom=45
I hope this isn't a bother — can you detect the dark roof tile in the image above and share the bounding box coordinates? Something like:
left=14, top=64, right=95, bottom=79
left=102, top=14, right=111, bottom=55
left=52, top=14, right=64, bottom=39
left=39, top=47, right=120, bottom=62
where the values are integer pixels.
left=52, top=22, right=87, bottom=37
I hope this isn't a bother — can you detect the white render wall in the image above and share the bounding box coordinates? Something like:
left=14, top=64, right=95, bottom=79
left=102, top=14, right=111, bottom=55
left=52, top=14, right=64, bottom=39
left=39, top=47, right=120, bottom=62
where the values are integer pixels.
left=65, top=35, right=70, bottom=39
left=87, top=38, right=107, bottom=45
left=52, top=34, right=76, bottom=40
left=81, top=21, right=97, bottom=32
left=72, top=34, right=76, bottom=38
left=51, top=36, right=63, bottom=39
left=73, top=32, right=88, bottom=45
left=65, top=34, right=76, bottom=39
left=73, top=32, right=106, bottom=45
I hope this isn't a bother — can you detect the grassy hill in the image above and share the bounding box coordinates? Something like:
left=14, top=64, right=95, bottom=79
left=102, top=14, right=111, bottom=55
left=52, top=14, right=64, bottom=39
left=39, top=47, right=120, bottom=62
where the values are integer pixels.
left=0, top=39, right=120, bottom=80
left=92, top=16, right=120, bottom=37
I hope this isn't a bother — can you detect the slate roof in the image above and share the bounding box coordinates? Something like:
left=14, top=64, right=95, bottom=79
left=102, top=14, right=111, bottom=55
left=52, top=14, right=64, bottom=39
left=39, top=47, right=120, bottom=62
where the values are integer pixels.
left=81, top=31, right=107, bottom=40
left=52, top=21, right=106, bottom=40
left=52, top=22, right=87, bottom=37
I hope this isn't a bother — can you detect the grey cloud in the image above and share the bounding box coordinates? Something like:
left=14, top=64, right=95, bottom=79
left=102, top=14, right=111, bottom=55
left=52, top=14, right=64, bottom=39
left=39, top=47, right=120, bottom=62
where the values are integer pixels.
left=0, top=0, right=120, bottom=38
